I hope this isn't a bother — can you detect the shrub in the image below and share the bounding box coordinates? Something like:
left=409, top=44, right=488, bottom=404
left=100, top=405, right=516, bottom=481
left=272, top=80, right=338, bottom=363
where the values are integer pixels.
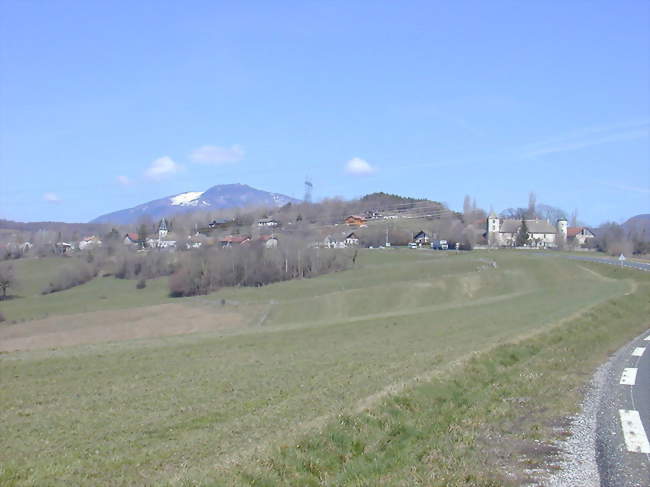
left=114, top=252, right=175, bottom=280
left=168, top=243, right=353, bottom=297
left=41, top=260, right=98, bottom=294
left=136, top=278, right=147, bottom=289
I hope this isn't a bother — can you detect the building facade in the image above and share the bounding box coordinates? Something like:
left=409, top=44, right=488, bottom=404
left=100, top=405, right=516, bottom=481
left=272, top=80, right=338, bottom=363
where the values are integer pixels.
left=487, top=212, right=567, bottom=248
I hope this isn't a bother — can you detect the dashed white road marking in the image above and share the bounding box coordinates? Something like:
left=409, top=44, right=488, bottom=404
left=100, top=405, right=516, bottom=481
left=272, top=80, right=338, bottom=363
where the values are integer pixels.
left=632, top=347, right=645, bottom=357
left=620, top=368, right=638, bottom=385
left=619, top=410, right=650, bottom=453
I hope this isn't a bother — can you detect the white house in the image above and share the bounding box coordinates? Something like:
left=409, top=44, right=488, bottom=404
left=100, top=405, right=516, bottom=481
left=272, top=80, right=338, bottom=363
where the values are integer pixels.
left=344, top=232, right=359, bottom=247
left=412, top=230, right=429, bottom=246
left=567, top=226, right=595, bottom=246
left=79, top=235, right=102, bottom=250
left=487, top=211, right=567, bottom=248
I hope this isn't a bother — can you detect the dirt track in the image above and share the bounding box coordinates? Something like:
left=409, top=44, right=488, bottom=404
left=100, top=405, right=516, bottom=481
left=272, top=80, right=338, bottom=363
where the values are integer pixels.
left=0, top=303, right=250, bottom=352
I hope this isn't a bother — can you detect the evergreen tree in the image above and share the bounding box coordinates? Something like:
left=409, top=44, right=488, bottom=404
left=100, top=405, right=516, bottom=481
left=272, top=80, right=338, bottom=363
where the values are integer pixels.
left=137, top=224, right=148, bottom=249
left=516, top=218, right=529, bottom=247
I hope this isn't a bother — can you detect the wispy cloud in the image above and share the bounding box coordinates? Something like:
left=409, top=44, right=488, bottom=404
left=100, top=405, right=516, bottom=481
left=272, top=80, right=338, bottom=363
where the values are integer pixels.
left=345, top=157, right=376, bottom=175
left=43, top=192, right=61, bottom=203
left=116, top=175, right=132, bottom=186
left=144, top=156, right=182, bottom=181
left=522, top=120, right=650, bottom=158
left=189, top=145, right=244, bottom=165
left=600, top=181, right=650, bottom=194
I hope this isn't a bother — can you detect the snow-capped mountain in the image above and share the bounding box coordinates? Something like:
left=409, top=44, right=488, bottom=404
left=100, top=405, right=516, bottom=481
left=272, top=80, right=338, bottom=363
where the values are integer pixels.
left=90, top=184, right=299, bottom=224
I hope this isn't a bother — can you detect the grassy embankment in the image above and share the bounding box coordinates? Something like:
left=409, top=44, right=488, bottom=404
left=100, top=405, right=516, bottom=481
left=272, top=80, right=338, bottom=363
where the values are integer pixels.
left=0, top=250, right=648, bottom=486
left=0, top=257, right=174, bottom=322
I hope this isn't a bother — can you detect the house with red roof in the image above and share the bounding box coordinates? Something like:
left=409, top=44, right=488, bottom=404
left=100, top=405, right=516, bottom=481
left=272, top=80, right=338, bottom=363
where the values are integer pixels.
left=567, top=226, right=595, bottom=246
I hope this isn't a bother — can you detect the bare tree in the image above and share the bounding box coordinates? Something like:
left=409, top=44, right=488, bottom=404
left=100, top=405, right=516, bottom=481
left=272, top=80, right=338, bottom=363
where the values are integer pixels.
left=594, top=222, right=633, bottom=256
left=536, top=204, right=567, bottom=223
left=527, top=192, right=537, bottom=219
left=500, top=208, right=527, bottom=219
left=0, top=263, right=18, bottom=299
left=463, top=195, right=472, bottom=220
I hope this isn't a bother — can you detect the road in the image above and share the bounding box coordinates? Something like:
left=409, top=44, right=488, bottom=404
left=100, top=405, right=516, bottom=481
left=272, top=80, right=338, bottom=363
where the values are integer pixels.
left=535, top=252, right=650, bottom=272
left=537, top=251, right=650, bottom=486
left=596, top=331, right=650, bottom=487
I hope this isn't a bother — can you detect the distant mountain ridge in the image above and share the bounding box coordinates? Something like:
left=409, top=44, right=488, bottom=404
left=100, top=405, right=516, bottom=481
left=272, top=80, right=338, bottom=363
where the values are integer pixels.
left=90, top=184, right=300, bottom=224
left=622, top=213, right=650, bottom=240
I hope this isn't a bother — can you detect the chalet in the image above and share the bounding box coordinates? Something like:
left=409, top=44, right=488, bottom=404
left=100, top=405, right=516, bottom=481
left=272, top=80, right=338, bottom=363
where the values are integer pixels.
left=344, top=232, right=359, bottom=247
left=345, top=215, right=367, bottom=226
left=219, top=235, right=251, bottom=247
left=413, top=230, right=429, bottom=246
left=365, top=210, right=382, bottom=219
left=256, top=218, right=279, bottom=227
left=567, top=226, right=595, bottom=246
left=79, top=235, right=102, bottom=250
left=185, top=234, right=206, bottom=249
left=321, top=235, right=346, bottom=249
left=55, top=242, right=73, bottom=254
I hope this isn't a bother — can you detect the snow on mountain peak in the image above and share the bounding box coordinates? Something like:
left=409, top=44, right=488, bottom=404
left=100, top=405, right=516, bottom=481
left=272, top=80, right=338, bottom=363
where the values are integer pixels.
left=170, top=191, right=204, bottom=206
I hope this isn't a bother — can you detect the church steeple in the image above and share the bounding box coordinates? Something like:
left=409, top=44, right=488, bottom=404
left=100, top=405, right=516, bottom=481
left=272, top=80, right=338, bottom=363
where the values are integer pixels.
left=158, top=218, right=168, bottom=239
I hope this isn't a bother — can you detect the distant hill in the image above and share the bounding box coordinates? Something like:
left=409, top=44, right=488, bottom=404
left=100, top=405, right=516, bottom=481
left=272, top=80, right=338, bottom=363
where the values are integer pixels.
left=623, top=213, right=650, bottom=240
left=91, top=184, right=300, bottom=224
left=360, top=192, right=440, bottom=210
left=0, top=219, right=109, bottom=234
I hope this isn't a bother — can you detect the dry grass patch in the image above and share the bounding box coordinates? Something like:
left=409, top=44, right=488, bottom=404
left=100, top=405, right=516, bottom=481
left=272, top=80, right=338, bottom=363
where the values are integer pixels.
left=0, top=302, right=256, bottom=352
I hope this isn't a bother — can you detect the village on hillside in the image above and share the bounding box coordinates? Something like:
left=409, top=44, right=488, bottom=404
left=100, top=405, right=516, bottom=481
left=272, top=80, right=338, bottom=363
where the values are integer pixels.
left=2, top=196, right=603, bottom=259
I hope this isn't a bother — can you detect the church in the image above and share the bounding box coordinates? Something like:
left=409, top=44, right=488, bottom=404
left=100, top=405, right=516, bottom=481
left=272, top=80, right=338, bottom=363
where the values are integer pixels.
left=487, top=212, right=567, bottom=248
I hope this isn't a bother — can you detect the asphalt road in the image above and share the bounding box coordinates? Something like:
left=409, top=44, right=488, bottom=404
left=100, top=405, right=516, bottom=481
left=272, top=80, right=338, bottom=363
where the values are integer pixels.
left=539, top=251, right=650, bottom=486
left=536, top=252, right=650, bottom=273
left=596, top=331, right=650, bottom=487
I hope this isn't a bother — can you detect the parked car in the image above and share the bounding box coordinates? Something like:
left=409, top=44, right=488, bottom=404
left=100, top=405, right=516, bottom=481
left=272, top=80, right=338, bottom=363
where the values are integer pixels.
left=431, top=239, right=448, bottom=250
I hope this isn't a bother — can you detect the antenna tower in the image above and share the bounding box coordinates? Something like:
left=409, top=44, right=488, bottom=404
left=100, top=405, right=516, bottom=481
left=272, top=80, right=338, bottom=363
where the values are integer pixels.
left=304, top=177, right=313, bottom=203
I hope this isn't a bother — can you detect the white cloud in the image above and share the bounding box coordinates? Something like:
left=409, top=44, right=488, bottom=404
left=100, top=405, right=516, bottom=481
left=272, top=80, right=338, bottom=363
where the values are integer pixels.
left=43, top=192, right=60, bottom=203
left=117, top=175, right=131, bottom=185
left=189, top=145, right=245, bottom=165
left=145, top=156, right=182, bottom=180
left=345, top=157, right=376, bottom=175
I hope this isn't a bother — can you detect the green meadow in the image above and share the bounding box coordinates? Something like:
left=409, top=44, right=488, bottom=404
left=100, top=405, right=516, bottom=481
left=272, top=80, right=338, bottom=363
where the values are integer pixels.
left=0, top=257, right=175, bottom=322
left=1, top=250, right=648, bottom=486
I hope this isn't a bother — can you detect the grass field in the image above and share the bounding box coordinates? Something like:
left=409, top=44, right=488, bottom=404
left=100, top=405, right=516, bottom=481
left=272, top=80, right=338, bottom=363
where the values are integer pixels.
left=1, top=250, right=648, bottom=486
left=0, top=257, right=175, bottom=322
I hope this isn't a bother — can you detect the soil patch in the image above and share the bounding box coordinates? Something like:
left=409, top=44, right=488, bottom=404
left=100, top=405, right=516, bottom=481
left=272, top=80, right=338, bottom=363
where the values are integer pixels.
left=0, top=303, right=249, bottom=352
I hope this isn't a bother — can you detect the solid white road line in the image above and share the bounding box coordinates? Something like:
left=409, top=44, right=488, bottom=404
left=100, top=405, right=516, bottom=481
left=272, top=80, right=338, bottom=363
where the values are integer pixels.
left=620, top=368, right=638, bottom=385
left=632, top=347, right=646, bottom=357
left=619, top=410, right=650, bottom=454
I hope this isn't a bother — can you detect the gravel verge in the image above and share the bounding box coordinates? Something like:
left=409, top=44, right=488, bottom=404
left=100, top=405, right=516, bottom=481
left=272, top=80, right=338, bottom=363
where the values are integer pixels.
left=540, top=363, right=607, bottom=486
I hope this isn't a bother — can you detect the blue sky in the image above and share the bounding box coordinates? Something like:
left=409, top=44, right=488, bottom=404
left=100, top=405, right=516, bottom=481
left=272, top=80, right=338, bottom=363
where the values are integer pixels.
left=1, top=0, right=648, bottom=225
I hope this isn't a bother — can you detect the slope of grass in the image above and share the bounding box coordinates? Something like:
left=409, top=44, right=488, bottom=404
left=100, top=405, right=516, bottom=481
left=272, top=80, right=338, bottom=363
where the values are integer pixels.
left=223, top=263, right=650, bottom=486
left=2, top=257, right=72, bottom=297
left=0, top=252, right=638, bottom=486
left=0, top=273, right=175, bottom=322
